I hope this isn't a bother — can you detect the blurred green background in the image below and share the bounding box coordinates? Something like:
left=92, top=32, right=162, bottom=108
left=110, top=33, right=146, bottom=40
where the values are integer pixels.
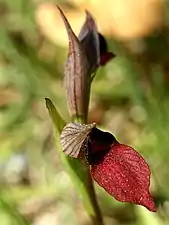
left=0, top=0, right=169, bottom=224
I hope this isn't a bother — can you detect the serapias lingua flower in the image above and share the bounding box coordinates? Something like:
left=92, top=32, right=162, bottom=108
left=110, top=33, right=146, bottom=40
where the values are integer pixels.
left=60, top=123, right=157, bottom=212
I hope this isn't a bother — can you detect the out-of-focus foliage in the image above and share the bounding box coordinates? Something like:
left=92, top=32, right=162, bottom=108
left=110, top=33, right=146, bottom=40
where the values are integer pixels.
left=1, top=0, right=169, bottom=224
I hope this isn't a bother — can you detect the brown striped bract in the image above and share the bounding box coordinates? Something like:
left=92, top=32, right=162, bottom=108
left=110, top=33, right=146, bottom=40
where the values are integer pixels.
left=60, top=122, right=96, bottom=158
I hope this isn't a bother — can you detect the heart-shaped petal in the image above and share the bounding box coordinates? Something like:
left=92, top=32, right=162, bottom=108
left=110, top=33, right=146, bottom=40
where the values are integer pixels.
left=91, top=143, right=157, bottom=212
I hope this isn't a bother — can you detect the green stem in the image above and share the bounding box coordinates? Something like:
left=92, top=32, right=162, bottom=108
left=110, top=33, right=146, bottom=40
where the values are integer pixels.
left=46, top=98, right=104, bottom=225
left=84, top=164, right=104, bottom=225
left=72, top=115, right=104, bottom=225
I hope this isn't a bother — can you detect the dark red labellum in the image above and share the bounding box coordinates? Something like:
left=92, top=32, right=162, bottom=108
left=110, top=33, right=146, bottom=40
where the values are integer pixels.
left=91, top=143, right=157, bottom=212
left=80, top=126, right=156, bottom=212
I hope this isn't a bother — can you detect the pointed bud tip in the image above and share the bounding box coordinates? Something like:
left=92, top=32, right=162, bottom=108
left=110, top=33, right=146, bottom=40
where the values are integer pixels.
left=56, top=5, right=78, bottom=41
left=85, top=10, right=93, bottom=20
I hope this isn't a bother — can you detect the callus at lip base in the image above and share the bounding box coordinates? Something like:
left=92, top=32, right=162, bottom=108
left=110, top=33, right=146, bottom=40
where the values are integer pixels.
left=91, top=143, right=157, bottom=212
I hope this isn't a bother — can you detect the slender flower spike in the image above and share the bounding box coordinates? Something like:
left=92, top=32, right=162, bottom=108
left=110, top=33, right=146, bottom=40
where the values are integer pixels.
left=60, top=123, right=157, bottom=212
left=58, top=6, right=114, bottom=119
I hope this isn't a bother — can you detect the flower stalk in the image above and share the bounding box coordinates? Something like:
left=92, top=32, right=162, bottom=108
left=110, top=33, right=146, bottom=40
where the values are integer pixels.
left=46, top=98, right=104, bottom=225
left=57, top=6, right=105, bottom=225
left=46, top=5, right=156, bottom=225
